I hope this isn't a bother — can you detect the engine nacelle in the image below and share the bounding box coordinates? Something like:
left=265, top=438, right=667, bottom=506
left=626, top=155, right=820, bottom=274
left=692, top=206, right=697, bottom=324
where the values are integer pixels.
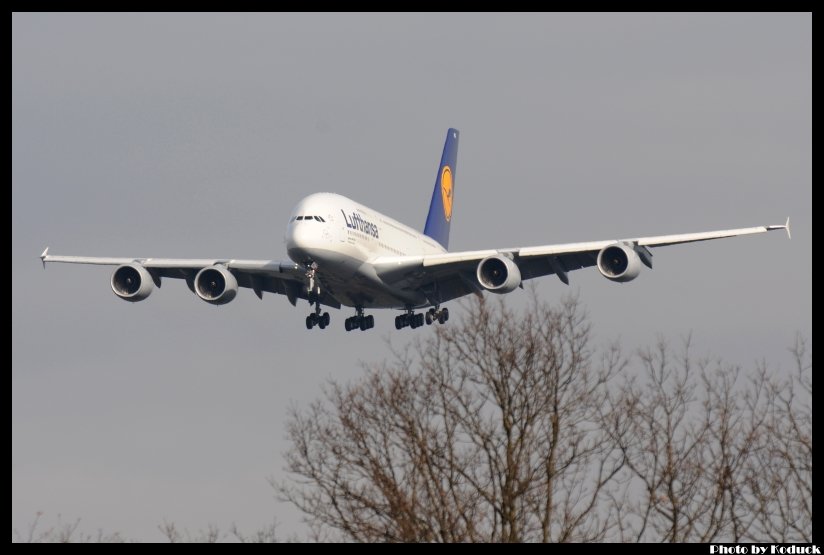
left=194, top=266, right=238, bottom=305
left=597, top=243, right=643, bottom=282
left=111, top=263, right=154, bottom=302
left=476, top=254, right=522, bottom=294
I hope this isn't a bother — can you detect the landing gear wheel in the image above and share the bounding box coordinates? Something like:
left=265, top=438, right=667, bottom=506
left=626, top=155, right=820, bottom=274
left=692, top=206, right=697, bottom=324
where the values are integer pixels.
left=396, top=309, right=434, bottom=330
left=306, top=285, right=329, bottom=330
left=345, top=308, right=373, bottom=331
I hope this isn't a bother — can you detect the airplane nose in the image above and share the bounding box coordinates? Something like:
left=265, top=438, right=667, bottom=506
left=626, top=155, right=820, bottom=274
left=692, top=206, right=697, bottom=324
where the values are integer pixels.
left=286, top=223, right=317, bottom=263
left=286, top=223, right=301, bottom=249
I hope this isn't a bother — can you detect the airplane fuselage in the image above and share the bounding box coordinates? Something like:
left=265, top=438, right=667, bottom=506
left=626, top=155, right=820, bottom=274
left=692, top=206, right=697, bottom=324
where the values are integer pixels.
left=285, top=192, right=445, bottom=309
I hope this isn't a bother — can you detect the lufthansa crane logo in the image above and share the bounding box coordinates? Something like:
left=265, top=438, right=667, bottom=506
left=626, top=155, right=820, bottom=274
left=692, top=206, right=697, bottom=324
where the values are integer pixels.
left=440, top=165, right=453, bottom=222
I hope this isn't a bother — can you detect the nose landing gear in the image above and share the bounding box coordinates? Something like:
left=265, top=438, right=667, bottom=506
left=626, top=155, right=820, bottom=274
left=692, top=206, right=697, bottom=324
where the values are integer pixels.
left=304, top=263, right=330, bottom=330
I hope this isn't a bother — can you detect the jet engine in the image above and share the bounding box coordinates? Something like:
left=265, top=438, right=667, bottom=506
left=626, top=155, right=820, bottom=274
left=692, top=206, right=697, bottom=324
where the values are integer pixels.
left=476, top=254, right=522, bottom=294
left=596, top=243, right=643, bottom=282
left=194, top=266, right=238, bottom=305
left=111, top=263, right=154, bottom=302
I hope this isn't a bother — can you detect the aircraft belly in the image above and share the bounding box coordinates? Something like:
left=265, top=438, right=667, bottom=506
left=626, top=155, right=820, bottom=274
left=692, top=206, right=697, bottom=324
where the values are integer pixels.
left=333, top=281, right=424, bottom=309
left=298, top=243, right=428, bottom=309
left=317, top=258, right=425, bottom=309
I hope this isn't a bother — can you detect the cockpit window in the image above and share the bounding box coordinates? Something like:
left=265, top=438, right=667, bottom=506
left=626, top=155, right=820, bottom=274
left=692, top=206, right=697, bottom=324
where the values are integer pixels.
left=315, top=216, right=325, bottom=222
left=296, top=216, right=304, bottom=220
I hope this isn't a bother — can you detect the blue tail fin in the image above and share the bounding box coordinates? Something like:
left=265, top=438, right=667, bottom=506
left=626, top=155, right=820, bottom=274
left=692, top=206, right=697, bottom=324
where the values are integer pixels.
left=424, top=128, right=459, bottom=250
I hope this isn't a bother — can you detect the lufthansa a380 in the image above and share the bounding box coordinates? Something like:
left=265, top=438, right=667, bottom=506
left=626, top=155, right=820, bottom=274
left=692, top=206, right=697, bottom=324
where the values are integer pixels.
left=41, top=129, right=790, bottom=332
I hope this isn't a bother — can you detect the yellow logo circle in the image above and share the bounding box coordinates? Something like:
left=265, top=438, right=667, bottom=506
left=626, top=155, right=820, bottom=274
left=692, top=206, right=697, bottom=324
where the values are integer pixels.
left=440, top=166, right=453, bottom=222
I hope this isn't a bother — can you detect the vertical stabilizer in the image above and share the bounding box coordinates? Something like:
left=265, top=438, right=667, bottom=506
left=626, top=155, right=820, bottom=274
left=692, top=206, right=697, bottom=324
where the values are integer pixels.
left=423, top=128, right=459, bottom=250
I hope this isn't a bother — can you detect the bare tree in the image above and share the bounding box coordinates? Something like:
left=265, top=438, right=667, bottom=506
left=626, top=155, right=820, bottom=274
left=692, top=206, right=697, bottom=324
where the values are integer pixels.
left=280, top=294, right=812, bottom=543
left=279, top=294, right=629, bottom=542
left=13, top=512, right=128, bottom=543
left=604, top=335, right=812, bottom=542
left=159, top=519, right=281, bottom=543
left=13, top=513, right=281, bottom=543
left=742, top=335, right=812, bottom=542
left=606, top=338, right=756, bottom=541
left=16, top=299, right=810, bottom=543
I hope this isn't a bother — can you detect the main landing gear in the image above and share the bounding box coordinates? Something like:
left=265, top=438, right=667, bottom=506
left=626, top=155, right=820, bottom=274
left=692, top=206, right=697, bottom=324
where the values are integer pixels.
left=306, top=301, right=331, bottom=330
left=395, top=306, right=449, bottom=330
left=345, top=306, right=374, bottom=332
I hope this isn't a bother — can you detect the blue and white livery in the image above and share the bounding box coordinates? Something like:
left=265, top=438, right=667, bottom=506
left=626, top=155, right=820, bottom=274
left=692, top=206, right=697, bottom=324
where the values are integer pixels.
left=41, top=128, right=790, bottom=331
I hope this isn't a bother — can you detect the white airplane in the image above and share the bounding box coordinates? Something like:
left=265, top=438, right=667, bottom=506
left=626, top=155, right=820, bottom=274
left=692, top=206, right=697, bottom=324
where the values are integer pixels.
left=41, top=128, right=790, bottom=332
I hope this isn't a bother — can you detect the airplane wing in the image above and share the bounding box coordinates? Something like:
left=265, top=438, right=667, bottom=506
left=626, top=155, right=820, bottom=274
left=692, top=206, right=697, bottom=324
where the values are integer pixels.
left=372, top=219, right=791, bottom=306
left=39, top=251, right=341, bottom=308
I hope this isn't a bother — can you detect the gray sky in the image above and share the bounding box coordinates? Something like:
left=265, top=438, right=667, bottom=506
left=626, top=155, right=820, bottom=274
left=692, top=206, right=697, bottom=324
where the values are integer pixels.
left=12, top=13, right=811, bottom=540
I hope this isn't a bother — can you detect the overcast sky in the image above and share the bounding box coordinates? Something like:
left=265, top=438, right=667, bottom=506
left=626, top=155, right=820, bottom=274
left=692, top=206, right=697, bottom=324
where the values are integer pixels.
left=12, top=13, right=810, bottom=541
